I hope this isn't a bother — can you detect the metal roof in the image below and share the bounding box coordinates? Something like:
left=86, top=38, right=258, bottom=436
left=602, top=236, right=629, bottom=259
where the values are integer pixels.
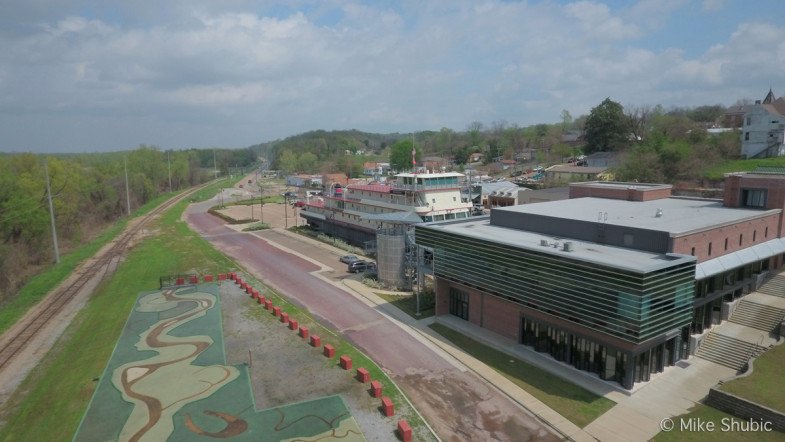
left=420, top=218, right=695, bottom=273
left=695, top=238, right=785, bottom=279
left=494, top=197, right=780, bottom=236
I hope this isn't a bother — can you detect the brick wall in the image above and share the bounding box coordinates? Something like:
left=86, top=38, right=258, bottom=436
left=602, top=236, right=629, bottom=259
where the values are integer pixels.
left=706, top=387, right=785, bottom=432
left=569, top=183, right=672, bottom=201
left=480, top=295, right=521, bottom=342
left=671, top=214, right=781, bottom=262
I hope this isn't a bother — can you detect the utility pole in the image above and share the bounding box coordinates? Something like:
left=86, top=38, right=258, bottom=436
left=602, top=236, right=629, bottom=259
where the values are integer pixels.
left=124, top=156, right=131, bottom=216
left=44, top=161, right=60, bottom=264
left=213, top=149, right=218, bottom=180
left=167, top=150, right=172, bottom=192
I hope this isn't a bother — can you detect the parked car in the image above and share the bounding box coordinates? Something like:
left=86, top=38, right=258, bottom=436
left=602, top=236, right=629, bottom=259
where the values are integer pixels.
left=348, top=260, right=369, bottom=273
left=340, top=255, right=360, bottom=264
left=292, top=200, right=305, bottom=207
left=364, top=262, right=378, bottom=279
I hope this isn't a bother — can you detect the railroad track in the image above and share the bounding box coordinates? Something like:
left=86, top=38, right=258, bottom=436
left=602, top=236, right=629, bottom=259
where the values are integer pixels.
left=0, top=181, right=215, bottom=371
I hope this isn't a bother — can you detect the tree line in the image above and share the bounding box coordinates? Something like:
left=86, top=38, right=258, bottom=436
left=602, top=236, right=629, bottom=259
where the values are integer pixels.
left=265, top=100, right=740, bottom=181
left=0, top=145, right=257, bottom=303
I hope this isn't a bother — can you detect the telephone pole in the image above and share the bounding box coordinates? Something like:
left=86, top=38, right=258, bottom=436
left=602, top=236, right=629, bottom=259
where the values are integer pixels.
left=44, top=161, right=60, bottom=264
left=167, top=150, right=172, bottom=192
left=124, top=156, right=131, bottom=216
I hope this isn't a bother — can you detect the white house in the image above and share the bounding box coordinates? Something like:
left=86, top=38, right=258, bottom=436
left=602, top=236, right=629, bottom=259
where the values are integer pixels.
left=741, top=89, right=785, bottom=158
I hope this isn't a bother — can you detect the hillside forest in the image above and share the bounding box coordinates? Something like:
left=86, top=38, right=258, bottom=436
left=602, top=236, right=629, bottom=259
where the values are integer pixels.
left=0, top=146, right=256, bottom=303
left=264, top=100, right=744, bottom=184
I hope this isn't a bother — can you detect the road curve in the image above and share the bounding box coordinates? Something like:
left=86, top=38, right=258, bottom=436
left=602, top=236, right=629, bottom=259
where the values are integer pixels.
left=185, top=199, right=558, bottom=441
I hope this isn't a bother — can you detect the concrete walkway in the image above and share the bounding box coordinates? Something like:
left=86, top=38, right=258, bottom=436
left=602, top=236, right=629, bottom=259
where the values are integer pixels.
left=251, top=228, right=766, bottom=441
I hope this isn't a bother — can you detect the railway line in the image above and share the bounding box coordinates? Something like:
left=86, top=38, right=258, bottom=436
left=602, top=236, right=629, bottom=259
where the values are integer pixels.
left=0, top=181, right=215, bottom=372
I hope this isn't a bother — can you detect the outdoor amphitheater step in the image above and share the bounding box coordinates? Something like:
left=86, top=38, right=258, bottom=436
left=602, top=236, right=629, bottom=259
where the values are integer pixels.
left=695, top=332, right=766, bottom=371
left=729, top=300, right=785, bottom=332
left=757, top=275, right=785, bottom=298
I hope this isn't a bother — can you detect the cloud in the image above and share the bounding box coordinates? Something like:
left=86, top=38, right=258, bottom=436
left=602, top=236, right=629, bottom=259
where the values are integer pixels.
left=0, top=1, right=784, bottom=152
left=702, top=0, right=728, bottom=12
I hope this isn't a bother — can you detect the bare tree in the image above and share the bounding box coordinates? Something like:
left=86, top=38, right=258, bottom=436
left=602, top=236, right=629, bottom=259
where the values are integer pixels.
left=625, top=105, right=653, bottom=143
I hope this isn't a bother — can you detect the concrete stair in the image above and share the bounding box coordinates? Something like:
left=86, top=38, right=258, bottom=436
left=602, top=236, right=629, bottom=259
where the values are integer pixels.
left=695, top=332, right=766, bottom=371
left=728, top=299, right=785, bottom=333
left=756, top=274, right=785, bottom=298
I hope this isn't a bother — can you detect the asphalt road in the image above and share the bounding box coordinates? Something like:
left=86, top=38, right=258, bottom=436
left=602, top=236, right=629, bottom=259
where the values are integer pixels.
left=185, top=198, right=558, bottom=441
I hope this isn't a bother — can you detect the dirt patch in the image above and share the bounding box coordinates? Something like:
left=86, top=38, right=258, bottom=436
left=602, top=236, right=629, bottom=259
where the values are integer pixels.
left=220, top=281, right=401, bottom=441
left=398, top=369, right=560, bottom=442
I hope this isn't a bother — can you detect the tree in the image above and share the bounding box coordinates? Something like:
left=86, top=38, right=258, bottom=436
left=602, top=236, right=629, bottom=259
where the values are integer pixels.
left=389, top=139, right=420, bottom=172
left=560, top=109, right=573, bottom=130
left=584, top=98, right=628, bottom=153
left=278, top=150, right=298, bottom=174
left=298, top=152, right=317, bottom=173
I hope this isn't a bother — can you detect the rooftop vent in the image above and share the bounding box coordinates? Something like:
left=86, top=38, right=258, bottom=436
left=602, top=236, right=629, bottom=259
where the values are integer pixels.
left=655, top=208, right=663, bottom=218
left=540, top=239, right=549, bottom=246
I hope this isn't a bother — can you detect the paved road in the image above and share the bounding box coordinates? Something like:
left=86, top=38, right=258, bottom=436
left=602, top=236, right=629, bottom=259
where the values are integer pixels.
left=185, top=199, right=558, bottom=441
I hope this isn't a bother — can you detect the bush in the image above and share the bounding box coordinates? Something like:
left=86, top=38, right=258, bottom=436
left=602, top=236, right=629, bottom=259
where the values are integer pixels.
left=242, top=222, right=271, bottom=231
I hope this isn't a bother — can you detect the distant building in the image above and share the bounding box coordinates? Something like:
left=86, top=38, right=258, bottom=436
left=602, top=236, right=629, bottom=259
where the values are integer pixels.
left=487, top=183, right=528, bottom=207
left=585, top=152, right=619, bottom=168
left=518, top=186, right=570, bottom=204
left=545, top=165, right=607, bottom=183
left=741, top=89, right=785, bottom=158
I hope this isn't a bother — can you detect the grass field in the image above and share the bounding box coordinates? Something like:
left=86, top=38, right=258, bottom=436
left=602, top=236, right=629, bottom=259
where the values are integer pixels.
left=652, top=403, right=784, bottom=441
left=702, top=157, right=785, bottom=180
left=376, top=292, right=435, bottom=319
left=429, top=323, right=615, bottom=428
left=0, top=178, right=431, bottom=441
left=718, top=342, right=785, bottom=412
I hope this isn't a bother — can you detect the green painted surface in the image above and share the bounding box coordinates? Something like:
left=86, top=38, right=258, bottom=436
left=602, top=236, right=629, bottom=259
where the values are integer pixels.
left=75, top=284, right=364, bottom=442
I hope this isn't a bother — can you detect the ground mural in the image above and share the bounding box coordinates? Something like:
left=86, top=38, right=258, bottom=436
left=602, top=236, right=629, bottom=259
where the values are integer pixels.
left=74, top=284, right=365, bottom=441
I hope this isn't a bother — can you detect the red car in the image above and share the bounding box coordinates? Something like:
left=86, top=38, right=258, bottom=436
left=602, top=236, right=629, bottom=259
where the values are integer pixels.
left=292, top=201, right=305, bottom=207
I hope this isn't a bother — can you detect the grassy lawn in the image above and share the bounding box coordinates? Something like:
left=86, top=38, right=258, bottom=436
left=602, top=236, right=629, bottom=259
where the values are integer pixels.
left=653, top=403, right=784, bottom=441
left=0, top=178, right=433, bottom=441
left=703, top=157, right=785, bottom=180
left=429, top=323, right=615, bottom=428
left=376, top=292, right=435, bottom=319
left=718, top=342, right=785, bottom=412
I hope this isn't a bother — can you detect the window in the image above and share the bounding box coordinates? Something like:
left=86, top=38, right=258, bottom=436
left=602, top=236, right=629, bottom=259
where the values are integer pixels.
left=708, top=242, right=712, bottom=256
left=453, top=196, right=456, bottom=201
left=739, top=234, right=743, bottom=246
left=746, top=116, right=751, bottom=126
left=766, top=227, right=769, bottom=238
left=691, top=247, right=695, bottom=256
left=449, top=288, right=469, bottom=320
left=745, top=132, right=750, bottom=140
left=753, top=230, right=757, bottom=241
left=741, top=189, right=766, bottom=208
left=724, top=238, right=728, bottom=251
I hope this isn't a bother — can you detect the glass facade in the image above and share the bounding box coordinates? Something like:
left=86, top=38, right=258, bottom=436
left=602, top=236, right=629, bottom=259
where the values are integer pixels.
left=520, top=315, right=679, bottom=387
left=417, top=227, right=695, bottom=344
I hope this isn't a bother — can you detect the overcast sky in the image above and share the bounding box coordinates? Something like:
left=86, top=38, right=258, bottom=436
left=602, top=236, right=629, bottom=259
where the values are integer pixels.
left=1, top=0, right=783, bottom=153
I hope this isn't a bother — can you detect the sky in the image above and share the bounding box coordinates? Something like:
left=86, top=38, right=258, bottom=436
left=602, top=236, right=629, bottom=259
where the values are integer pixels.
left=1, top=0, right=784, bottom=153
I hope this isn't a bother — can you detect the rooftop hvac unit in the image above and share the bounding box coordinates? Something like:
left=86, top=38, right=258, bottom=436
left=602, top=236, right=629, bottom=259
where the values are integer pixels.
left=540, top=239, right=549, bottom=246
left=563, top=241, right=574, bottom=252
